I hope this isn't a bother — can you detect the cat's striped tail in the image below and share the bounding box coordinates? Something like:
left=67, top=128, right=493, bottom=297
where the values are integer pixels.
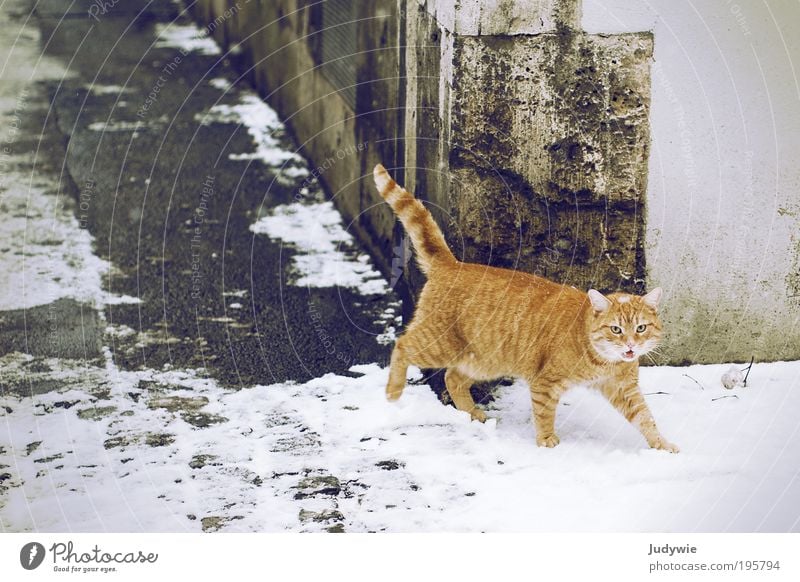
left=373, top=164, right=456, bottom=274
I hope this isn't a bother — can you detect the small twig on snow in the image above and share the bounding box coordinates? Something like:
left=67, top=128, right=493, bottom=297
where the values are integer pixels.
left=682, top=374, right=705, bottom=390
left=711, top=394, right=739, bottom=402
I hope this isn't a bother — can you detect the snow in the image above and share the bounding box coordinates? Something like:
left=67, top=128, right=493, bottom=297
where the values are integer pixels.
left=195, top=94, right=308, bottom=180
left=208, top=78, right=232, bottom=91
left=721, top=365, right=746, bottom=389
left=2, top=352, right=799, bottom=532
left=153, top=23, right=220, bottom=56
left=0, top=166, right=140, bottom=310
left=374, top=303, right=402, bottom=345
left=87, top=121, right=143, bottom=132
left=86, top=84, right=131, bottom=96
left=250, top=201, right=389, bottom=295
left=375, top=328, right=397, bottom=345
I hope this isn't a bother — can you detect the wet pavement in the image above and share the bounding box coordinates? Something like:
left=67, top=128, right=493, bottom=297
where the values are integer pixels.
left=7, top=0, right=397, bottom=387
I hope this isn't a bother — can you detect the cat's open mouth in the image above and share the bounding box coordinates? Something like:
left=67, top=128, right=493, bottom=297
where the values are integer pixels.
left=623, top=349, right=636, bottom=360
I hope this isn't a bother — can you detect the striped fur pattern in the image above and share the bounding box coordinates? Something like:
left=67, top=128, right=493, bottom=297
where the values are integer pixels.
left=373, top=165, right=456, bottom=274
left=374, top=164, right=678, bottom=452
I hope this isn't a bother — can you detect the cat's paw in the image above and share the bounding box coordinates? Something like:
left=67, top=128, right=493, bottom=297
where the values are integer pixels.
left=652, top=439, right=679, bottom=453
left=536, top=434, right=560, bottom=448
left=385, top=384, right=404, bottom=401
left=470, top=408, right=487, bottom=423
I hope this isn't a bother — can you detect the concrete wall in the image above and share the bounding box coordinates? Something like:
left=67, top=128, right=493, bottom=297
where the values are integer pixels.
left=583, top=0, right=800, bottom=363
left=404, top=0, right=653, bottom=296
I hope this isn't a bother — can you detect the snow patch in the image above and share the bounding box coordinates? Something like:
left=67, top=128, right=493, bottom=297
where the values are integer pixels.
left=195, top=95, right=308, bottom=181
left=374, top=302, right=401, bottom=345
left=154, top=23, right=220, bottom=56
left=86, top=84, right=132, bottom=96
left=0, top=168, right=139, bottom=310
left=376, top=327, right=397, bottom=346
left=209, top=78, right=232, bottom=91
left=250, top=201, right=389, bottom=295
left=104, top=324, right=137, bottom=338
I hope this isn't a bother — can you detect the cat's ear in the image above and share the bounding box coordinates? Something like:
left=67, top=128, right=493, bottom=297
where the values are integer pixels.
left=642, top=287, right=663, bottom=310
left=587, top=289, right=612, bottom=313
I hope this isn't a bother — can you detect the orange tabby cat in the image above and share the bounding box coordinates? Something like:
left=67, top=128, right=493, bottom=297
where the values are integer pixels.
left=373, top=164, right=678, bottom=452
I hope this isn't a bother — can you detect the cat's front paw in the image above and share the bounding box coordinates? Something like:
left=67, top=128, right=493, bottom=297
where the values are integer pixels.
left=651, top=438, right=679, bottom=453
left=470, top=408, right=487, bottom=423
left=536, top=433, right=560, bottom=448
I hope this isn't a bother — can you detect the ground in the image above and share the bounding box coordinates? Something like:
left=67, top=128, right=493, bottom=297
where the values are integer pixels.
left=1, top=0, right=799, bottom=533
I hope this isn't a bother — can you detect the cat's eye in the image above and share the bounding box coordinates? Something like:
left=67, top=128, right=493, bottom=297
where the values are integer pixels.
left=610, top=325, right=622, bottom=334
left=636, top=324, right=647, bottom=333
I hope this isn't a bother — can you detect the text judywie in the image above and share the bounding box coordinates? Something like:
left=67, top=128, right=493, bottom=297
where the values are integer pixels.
left=648, top=544, right=697, bottom=556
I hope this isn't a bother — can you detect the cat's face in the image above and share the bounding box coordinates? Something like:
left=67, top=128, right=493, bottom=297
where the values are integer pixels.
left=586, top=288, right=663, bottom=363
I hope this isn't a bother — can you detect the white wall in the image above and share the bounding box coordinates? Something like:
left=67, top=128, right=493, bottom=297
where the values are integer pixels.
left=584, top=0, right=800, bottom=362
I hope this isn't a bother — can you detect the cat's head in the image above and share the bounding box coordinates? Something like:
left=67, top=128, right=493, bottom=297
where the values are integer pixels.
left=586, top=288, right=663, bottom=363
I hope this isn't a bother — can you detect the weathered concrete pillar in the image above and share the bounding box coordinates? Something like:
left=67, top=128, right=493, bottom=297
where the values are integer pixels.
left=404, top=0, right=653, bottom=297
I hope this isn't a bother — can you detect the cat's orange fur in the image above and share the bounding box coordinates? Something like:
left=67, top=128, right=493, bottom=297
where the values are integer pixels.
left=374, top=164, right=678, bottom=452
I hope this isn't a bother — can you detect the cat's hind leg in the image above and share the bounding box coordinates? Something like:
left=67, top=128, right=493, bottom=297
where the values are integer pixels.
left=385, top=325, right=464, bottom=401
left=385, top=332, right=447, bottom=400
left=386, top=337, right=411, bottom=401
left=445, top=367, right=486, bottom=422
